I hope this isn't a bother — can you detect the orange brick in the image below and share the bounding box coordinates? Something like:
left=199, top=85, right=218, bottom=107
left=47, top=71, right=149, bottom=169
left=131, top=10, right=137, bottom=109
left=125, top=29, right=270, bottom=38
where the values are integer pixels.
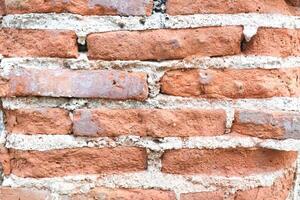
left=73, top=109, right=226, bottom=137
left=87, top=27, right=243, bottom=61
left=5, top=108, right=72, bottom=135
left=244, top=28, right=300, bottom=57
left=0, top=29, right=78, bottom=58
left=71, top=188, right=176, bottom=200
left=160, top=68, right=300, bottom=99
left=4, top=0, right=153, bottom=16
left=162, top=148, right=297, bottom=176
left=166, top=0, right=292, bottom=15
left=9, top=147, right=147, bottom=178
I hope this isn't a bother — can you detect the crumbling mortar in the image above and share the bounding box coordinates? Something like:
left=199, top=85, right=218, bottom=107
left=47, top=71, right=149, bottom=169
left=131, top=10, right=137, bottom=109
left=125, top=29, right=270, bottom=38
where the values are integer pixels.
left=4, top=55, right=300, bottom=71
left=1, top=167, right=293, bottom=199
left=5, top=134, right=300, bottom=152
left=3, top=13, right=300, bottom=42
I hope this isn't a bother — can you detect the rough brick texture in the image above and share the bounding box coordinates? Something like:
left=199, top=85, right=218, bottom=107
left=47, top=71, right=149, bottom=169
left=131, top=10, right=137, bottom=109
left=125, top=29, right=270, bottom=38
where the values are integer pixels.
left=73, top=109, right=226, bottom=137
left=233, top=110, right=300, bottom=139
left=244, top=28, right=300, bottom=57
left=87, top=27, right=243, bottom=61
left=5, top=108, right=72, bottom=135
left=162, top=148, right=297, bottom=176
left=4, top=0, right=153, bottom=16
left=0, top=0, right=5, bottom=16
left=0, top=69, right=148, bottom=100
left=8, top=147, right=147, bottom=178
left=234, top=170, right=295, bottom=200
left=0, top=29, right=78, bottom=58
left=71, top=188, right=176, bottom=200
left=181, top=170, right=294, bottom=200
left=166, top=0, right=293, bottom=15
left=160, top=68, right=300, bottom=99
left=0, top=188, right=51, bottom=200
left=0, top=147, right=10, bottom=175
left=1, top=0, right=300, bottom=198
left=288, top=0, right=300, bottom=6
left=180, top=191, right=224, bottom=200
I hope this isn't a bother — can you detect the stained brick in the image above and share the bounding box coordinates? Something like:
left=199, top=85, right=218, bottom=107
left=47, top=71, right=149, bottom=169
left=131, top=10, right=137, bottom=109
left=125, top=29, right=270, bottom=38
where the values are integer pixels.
left=0, top=68, right=148, bottom=101
left=4, top=0, right=153, bottom=16
left=166, top=0, right=292, bottom=15
left=233, top=110, right=300, bottom=139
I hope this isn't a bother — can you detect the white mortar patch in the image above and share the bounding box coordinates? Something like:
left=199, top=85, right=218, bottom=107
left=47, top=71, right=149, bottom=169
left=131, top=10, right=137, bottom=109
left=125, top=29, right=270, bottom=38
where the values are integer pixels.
left=5, top=134, right=300, bottom=151
left=2, top=13, right=300, bottom=42
left=3, top=55, right=300, bottom=70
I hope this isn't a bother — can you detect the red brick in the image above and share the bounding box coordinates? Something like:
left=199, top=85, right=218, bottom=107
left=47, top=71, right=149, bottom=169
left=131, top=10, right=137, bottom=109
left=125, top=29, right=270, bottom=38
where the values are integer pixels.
left=5, top=0, right=153, bottom=16
left=73, top=109, right=226, bottom=137
left=233, top=110, right=300, bottom=139
left=9, top=147, right=147, bottom=178
left=0, top=68, right=148, bottom=101
left=0, top=0, right=5, bottom=16
left=166, top=0, right=293, bottom=15
left=244, top=28, right=300, bottom=57
left=234, top=170, right=294, bottom=200
left=71, top=188, right=176, bottom=200
left=0, top=146, right=10, bottom=176
left=181, top=191, right=224, bottom=200
left=161, top=148, right=297, bottom=176
left=0, top=187, right=51, bottom=200
left=0, top=29, right=78, bottom=58
left=287, top=0, right=300, bottom=6
left=5, top=108, right=72, bottom=135
left=160, top=68, right=300, bottom=99
left=87, top=27, right=243, bottom=61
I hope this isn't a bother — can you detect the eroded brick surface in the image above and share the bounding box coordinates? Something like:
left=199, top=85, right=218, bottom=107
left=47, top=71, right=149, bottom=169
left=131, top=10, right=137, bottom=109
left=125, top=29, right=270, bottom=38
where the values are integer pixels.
left=160, top=68, right=300, bottom=99
left=233, top=110, right=300, bottom=139
left=4, top=0, right=153, bottom=16
left=166, top=0, right=293, bottom=15
left=87, top=27, right=243, bottom=61
left=0, top=69, right=148, bottom=101
left=162, top=148, right=297, bottom=176
left=5, top=108, right=72, bottom=135
left=0, top=29, right=78, bottom=58
left=9, top=147, right=147, bottom=178
left=73, top=109, right=226, bottom=137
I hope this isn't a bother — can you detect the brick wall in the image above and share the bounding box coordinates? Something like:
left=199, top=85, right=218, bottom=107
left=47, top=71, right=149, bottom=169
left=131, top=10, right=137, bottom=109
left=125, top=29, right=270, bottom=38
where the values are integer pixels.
left=0, top=0, right=300, bottom=199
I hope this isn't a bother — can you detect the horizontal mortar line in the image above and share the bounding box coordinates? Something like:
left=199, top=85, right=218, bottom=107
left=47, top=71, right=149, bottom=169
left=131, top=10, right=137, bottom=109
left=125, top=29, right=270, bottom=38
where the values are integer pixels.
left=5, top=134, right=300, bottom=151
left=2, top=169, right=289, bottom=195
left=1, top=95, right=300, bottom=111
left=2, top=55, right=300, bottom=70
left=2, top=13, right=300, bottom=38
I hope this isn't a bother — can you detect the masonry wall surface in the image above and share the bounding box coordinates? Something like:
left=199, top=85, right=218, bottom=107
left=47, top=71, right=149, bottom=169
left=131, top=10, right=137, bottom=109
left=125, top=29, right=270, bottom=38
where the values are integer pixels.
left=0, top=0, right=300, bottom=199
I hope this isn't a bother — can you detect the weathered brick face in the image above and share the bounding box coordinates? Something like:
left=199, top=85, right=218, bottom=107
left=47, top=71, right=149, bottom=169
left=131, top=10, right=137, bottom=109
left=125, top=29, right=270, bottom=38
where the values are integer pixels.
left=87, top=27, right=243, bottom=61
left=4, top=0, right=154, bottom=16
left=0, top=0, right=299, bottom=199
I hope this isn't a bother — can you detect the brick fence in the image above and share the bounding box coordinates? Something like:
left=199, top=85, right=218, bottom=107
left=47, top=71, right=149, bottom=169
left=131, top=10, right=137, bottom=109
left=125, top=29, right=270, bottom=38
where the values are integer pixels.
left=0, top=0, right=300, bottom=199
